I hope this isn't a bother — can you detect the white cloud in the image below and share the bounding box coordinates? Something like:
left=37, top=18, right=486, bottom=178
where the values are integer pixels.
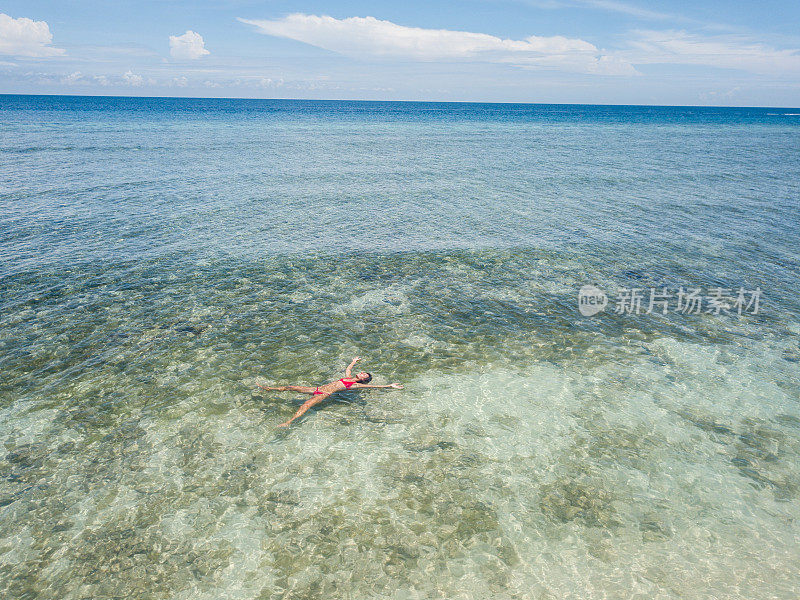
left=123, top=70, right=144, bottom=86
left=624, top=30, right=800, bottom=75
left=238, top=14, right=636, bottom=75
left=573, top=0, right=675, bottom=21
left=169, top=30, right=210, bottom=60
left=258, top=77, right=284, bottom=88
left=0, top=13, right=65, bottom=57
left=509, top=1, right=723, bottom=29
left=698, top=86, right=742, bottom=104
left=60, top=71, right=82, bottom=84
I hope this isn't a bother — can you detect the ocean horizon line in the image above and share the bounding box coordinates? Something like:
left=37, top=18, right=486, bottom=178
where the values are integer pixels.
left=2, top=92, right=799, bottom=111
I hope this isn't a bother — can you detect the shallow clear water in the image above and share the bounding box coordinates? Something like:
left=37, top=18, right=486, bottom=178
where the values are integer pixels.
left=1, top=95, right=800, bottom=599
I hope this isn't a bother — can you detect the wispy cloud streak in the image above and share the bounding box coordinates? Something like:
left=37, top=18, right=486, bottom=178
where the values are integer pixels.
left=238, top=14, right=636, bottom=75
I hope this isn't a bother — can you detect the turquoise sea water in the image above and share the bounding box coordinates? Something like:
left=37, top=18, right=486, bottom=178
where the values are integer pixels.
left=1, top=95, right=800, bottom=598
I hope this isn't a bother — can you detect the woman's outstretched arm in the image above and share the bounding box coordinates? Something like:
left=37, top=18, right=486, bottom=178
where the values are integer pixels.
left=344, top=356, right=360, bottom=377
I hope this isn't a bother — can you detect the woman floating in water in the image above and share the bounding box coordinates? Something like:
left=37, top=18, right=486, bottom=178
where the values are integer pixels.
left=258, top=357, right=404, bottom=427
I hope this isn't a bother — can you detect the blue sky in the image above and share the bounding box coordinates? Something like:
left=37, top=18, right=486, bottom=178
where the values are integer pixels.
left=1, top=1, right=799, bottom=105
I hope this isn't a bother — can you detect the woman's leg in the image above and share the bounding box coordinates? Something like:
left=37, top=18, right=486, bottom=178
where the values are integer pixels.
left=286, top=385, right=318, bottom=394
left=258, top=384, right=318, bottom=394
left=279, top=394, right=330, bottom=427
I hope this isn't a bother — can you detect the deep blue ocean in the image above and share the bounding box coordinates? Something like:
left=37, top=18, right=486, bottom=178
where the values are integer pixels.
left=1, top=94, right=799, bottom=599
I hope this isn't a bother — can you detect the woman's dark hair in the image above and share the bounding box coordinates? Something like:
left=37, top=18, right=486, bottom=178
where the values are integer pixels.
left=361, top=372, right=372, bottom=383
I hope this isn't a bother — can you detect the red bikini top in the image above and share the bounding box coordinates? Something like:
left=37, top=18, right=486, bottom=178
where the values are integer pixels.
left=339, top=379, right=355, bottom=389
